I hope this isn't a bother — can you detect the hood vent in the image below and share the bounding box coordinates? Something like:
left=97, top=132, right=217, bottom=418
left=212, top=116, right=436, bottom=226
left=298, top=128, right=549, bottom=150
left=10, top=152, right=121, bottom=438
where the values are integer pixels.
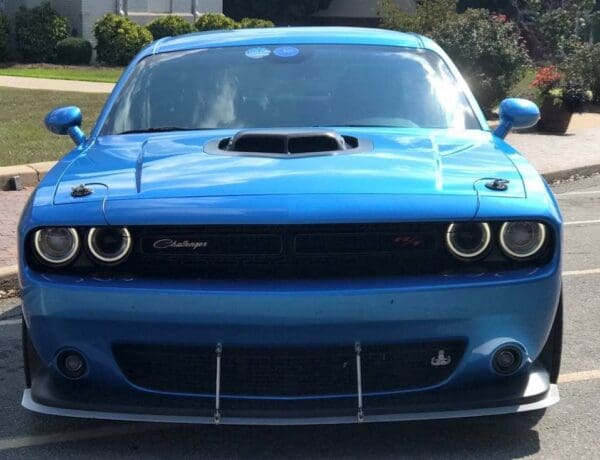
left=206, top=130, right=370, bottom=158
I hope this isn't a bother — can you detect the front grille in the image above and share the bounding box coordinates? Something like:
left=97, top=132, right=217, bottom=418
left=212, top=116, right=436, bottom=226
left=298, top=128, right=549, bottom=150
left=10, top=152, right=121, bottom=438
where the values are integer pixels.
left=125, top=223, right=443, bottom=279
left=113, top=341, right=465, bottom=397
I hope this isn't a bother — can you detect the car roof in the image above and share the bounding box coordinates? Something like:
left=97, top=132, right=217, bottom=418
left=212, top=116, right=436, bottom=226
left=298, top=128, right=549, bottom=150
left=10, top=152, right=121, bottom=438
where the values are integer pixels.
left=149, top=27, right=428, bottom=56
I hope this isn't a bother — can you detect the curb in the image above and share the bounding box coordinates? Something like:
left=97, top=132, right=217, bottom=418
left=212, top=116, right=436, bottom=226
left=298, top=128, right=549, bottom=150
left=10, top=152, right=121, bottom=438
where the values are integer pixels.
left=542, top=164, right=600, bottom=183
left=0, top=161, right=55, bottom=190
left=0, top=265, right=18, bottom=292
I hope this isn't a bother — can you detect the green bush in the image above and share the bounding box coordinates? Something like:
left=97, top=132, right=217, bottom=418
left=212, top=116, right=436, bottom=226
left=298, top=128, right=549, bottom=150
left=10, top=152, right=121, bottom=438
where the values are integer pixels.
left=146, top=15, right=194, bottom=39
left=94, top=14, right=153, bottom=66
left=435, top=9, right=530, bottom=111
left=14, top=2, right=70, bottom=63
left=379, top=0, right=530, bottom=112
left=195, top=13, right=237, bottom=31
left=563, top=43, right=600, bottom=103
left=0, top=13, right=9, bottom=62
left=55, top=37, right=92, bottom=65
left=238, top=17, right=276, bottom=28
left=536, top=8, right=581, bottom=61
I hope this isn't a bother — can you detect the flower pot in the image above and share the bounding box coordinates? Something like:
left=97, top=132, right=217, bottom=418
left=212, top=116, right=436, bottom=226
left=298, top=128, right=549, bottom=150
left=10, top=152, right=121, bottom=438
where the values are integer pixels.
left=537, top=99, right=572, bottom=134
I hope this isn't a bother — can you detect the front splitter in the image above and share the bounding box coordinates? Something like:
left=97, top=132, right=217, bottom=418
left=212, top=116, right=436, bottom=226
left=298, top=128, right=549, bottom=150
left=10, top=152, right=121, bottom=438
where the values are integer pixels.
left=21, top=385, right=559, bottom=426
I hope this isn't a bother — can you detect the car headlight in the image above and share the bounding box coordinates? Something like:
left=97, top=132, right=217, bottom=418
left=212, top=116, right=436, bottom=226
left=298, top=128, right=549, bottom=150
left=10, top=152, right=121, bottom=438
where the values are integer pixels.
left=87, top=227, right=132, bottom=264
left=499, top=221, right=547, bottom=259
left=33, top=227, right=80, bottom=266
left=445, top=222, right=491, bottom=260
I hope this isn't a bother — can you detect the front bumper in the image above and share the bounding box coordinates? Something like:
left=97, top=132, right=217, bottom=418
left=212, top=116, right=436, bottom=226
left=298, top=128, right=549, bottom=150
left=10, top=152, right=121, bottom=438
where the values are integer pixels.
left=21, top=265, right=561, bottom=424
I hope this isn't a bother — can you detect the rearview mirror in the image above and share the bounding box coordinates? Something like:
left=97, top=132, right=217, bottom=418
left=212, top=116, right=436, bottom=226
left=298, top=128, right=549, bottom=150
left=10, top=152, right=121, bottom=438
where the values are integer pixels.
left=44, top=106, right=86, bottom=146
left=493, top=98, right=540, bottom=139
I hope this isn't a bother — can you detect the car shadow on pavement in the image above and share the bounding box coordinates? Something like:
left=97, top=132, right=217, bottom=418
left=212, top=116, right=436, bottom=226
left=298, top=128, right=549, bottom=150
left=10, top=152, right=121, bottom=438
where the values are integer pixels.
left=153, top=413, right=542, bottom=459
left=24, top=412, right=542, bottom=459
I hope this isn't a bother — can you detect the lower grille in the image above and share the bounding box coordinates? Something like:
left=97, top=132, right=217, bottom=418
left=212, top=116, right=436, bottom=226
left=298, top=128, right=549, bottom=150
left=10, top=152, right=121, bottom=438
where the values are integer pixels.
left=114, top=342, right=465, bottom=397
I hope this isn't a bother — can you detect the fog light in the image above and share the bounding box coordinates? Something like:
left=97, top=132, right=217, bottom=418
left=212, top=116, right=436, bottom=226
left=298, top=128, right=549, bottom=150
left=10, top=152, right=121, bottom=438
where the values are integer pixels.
left=57, top=350, right=87, bottom=379
left=492, top=346, right=523, bottom=375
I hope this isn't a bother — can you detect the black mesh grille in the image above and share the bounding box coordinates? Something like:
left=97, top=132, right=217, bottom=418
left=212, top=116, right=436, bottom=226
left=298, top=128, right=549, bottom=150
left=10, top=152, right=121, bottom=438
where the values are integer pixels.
left=126, top=223, right=443, bottom=279
left=113, top=342, right=465, bottom=397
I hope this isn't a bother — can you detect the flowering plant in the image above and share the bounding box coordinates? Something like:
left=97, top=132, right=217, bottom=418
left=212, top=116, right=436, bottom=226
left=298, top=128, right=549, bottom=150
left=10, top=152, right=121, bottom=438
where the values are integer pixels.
left=531, top=66, right=593, bottom=112
left=531, top=66, right=562, bottom=93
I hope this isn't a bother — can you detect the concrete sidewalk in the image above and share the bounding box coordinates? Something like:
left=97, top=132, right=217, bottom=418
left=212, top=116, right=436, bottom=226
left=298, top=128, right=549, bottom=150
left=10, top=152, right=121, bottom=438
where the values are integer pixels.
left=507, top=113, right=600, bottom=180
left=0, top=75, right=114, bottom=93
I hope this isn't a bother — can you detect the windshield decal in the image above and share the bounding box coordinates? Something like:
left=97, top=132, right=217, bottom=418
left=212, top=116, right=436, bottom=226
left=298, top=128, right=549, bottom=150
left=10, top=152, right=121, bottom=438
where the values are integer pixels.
left=273, top=46, right=300, bottom=58
left=245, top=47, right=271, bottom=59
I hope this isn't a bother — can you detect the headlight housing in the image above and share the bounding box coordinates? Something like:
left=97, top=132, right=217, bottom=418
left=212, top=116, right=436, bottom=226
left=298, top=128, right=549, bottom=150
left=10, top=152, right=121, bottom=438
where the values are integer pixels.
left=445, top=222, right=492, bottom=260
left=86, top=227, right=132, bottom=264
left=499, top=221, right=547, bottom=260
left=33, top=227, right=80, bottom=266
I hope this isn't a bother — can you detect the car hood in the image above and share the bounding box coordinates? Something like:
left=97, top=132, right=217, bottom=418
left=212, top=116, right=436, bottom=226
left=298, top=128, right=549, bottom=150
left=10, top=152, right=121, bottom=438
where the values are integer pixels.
left=53, top=128, right=526, bottom=223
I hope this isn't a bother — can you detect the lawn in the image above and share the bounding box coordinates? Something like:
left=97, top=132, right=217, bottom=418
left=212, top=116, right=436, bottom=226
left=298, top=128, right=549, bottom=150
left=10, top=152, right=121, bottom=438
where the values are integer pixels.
left=0, top=64, right=123, bottom=83
left=0, top=87, right=107, bottom=166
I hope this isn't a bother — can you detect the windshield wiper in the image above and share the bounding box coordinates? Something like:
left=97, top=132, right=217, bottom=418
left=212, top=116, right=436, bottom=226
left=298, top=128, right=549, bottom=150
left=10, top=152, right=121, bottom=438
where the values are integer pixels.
left=118, top=127, right=197, bottom=135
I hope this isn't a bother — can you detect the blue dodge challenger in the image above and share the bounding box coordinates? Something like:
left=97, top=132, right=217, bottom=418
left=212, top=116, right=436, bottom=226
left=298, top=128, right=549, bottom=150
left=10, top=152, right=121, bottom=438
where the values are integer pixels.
left=19, top=27, right=562, bottom=424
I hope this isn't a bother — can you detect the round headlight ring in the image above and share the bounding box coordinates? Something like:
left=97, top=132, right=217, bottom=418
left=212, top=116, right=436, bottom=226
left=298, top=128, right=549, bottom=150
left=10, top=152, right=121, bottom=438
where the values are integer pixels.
left=445, top=222, right=492, bottom=260
left=33, top=227, right=80, bottom=266
left=87, top=227, right=132, bottom=264
left=499, top=221, right=547, bottom=260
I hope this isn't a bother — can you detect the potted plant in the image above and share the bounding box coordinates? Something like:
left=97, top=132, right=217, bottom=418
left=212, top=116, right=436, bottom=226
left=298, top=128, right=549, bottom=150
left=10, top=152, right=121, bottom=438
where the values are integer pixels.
left=532, top=66, right=593, bottom=134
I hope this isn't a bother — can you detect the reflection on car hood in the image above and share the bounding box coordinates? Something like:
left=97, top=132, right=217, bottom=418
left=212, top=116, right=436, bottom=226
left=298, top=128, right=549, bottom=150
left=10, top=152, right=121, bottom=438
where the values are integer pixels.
left=53, top=128, right=525, bottom=223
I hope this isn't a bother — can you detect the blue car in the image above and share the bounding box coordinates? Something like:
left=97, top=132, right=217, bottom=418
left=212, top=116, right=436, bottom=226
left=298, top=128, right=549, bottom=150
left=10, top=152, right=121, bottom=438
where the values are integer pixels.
left=19, top=27, right=562, bottom=425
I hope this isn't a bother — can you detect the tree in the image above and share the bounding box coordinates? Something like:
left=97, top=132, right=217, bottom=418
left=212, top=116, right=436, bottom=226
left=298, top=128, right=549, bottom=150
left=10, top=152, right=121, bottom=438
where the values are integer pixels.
left=223, top=0, right=333, bottom=23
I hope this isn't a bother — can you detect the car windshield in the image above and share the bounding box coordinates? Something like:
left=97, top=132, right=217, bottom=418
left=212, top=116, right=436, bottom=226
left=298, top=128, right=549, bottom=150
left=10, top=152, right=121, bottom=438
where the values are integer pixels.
left=101, top=45, right=481, bottom=135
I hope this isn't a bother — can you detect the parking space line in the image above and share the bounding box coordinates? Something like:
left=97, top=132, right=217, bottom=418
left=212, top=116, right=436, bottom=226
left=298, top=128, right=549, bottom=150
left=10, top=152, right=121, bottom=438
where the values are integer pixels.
left=0, top=424, right=164, bottom=451
left=559, top=370, right=600, bottom=384
left=563, top=268, right=600, bottom=277
left=0, top=318, right=20, bottom=327
left=564, top=219, right=600, bottom=226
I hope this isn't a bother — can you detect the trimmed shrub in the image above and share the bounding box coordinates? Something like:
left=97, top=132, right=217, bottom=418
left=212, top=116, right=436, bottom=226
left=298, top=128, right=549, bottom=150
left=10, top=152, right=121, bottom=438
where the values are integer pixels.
left=14, top=2, right=70, bottom=63
left=238, top=17, right=275, bottom=28
left=379, top=0, right=530, bottom=112
left=55, top=37, right=92, bottom=65
left=146, top=15, right=194, bottom=39
left=94, top=14, right=153, bottom=66
left=195, top=13, right=237, bottom=31
left=0, top=13, right=9, bottom=62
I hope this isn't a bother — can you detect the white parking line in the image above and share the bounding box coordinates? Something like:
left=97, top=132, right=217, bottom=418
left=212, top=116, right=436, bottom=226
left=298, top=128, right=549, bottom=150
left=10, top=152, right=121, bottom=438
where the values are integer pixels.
left=559, top=369, right=600, bottom=384
left=0, top=318, right=20, bottom=327
left=563, top=268, right=600, bottom=277
left=0, top=424, right=164, bottom=451
left=564, top=219, right=600, bottom=226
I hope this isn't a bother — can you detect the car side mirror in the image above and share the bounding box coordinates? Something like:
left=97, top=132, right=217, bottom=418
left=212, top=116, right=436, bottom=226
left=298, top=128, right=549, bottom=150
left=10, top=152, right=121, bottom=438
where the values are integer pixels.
left=45, top=106, right=86, bottom=146
left=493, top=98, right=540, bottom=139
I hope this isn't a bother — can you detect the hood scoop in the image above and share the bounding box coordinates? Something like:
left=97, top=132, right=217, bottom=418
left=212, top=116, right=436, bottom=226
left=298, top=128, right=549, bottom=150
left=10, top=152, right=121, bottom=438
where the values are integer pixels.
left=205, top=130, right=371, bottom=158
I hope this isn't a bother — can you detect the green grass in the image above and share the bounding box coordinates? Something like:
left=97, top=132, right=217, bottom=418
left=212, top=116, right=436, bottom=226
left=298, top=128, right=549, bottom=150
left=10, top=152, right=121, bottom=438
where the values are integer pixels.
left=510, top=68, right=538, bottom=100
left=0, top=65, right=123, bottom=83
left=0, top=87, right=107, bottom=166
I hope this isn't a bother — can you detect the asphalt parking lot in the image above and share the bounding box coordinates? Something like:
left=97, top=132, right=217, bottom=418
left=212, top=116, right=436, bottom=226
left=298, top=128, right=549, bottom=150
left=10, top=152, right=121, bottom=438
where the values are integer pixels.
left=0, top=175, right=599, bottom=459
